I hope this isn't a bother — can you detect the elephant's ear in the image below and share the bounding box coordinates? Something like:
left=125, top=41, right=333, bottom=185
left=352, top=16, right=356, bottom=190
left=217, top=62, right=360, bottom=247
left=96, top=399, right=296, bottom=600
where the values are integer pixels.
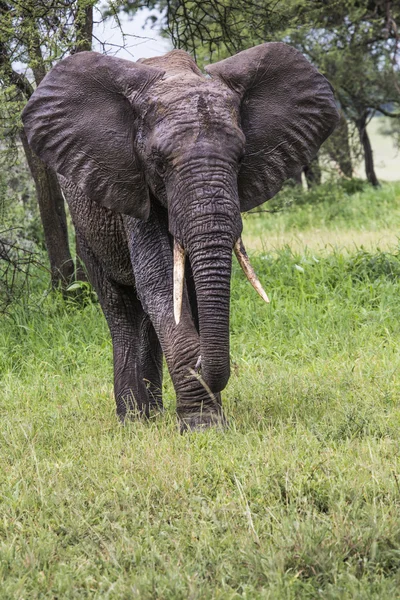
left=206, top=43, right=339, bottom=212
left=22, top=52, right=164, bottom=219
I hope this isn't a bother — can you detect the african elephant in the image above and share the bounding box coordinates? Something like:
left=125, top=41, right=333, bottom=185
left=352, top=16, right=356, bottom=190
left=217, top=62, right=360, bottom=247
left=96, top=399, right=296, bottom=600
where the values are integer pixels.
left=22, top=43, right=339, bottom=431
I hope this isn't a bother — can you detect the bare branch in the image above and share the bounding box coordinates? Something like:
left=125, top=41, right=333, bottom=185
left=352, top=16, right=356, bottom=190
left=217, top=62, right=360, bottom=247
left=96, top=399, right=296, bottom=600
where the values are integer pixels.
left=375, top=105, right=400, bottom=118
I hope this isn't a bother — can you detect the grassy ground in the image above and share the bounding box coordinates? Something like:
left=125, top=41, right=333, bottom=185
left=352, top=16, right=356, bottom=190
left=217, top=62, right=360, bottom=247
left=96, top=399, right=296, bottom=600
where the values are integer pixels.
left=2, top=182, right=400, bottom=598
left=243, top=179, right=400, bottom=251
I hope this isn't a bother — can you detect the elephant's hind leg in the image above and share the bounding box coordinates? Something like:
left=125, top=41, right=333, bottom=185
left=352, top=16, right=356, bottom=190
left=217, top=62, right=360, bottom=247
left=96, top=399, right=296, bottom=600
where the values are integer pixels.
left=76, top=233, right=163, bottom=420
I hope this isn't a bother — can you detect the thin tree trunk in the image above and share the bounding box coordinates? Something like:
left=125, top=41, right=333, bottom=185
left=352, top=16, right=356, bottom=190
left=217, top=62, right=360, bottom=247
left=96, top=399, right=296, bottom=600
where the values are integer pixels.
left=20, top=131, right=74, bottom=288
left=74, top=1, right=94, bottom=52
left=68, top=0, right=94, bottom=281
left=356, top=113, right=380, bottom=187
left=337, top=115, right=353, bottom=178
left=304, top=155, right=321, bottom=189
left=292, top=171, right=303, bottom=186
left=326, top=112, right=353, bottom=178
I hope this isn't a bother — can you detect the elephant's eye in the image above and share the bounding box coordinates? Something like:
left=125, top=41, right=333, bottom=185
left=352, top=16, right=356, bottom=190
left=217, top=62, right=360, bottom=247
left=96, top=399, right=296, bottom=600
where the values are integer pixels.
left=154, top=155, right=167, bottom=176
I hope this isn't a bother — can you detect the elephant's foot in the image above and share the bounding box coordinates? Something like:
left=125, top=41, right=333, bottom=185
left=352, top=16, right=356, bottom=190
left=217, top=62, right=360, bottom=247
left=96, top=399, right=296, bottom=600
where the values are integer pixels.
left=177, top=394, right=227, bottom=433
left=179, top=412, right=227, bottom=433
left=116, top=388, right=164, bottom=422
left=145, top=383, right=164, bottom=414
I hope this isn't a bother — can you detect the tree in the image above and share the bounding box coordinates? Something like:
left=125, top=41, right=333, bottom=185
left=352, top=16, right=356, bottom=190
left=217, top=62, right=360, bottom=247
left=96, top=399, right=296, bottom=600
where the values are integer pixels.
left=380, top=116, right=400, bottom=150
left=0, top=0, right=96, bottom=288
left=323, top=112, right=354, bottom=179
left=290, top=1, right=400, bottom=186
left=117, top=0, right=287, bottom=65
left=124, top=0, right=400, bottom=186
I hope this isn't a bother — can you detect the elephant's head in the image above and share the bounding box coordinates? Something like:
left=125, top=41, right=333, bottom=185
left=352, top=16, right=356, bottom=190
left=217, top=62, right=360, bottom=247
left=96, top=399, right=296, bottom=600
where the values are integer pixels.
left=22, top=44, right=339, bottom=393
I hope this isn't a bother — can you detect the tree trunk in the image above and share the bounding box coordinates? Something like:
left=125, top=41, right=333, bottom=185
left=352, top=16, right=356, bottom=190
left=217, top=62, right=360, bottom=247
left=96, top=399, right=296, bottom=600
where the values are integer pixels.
left=326, top=112, right=353, bottom=178
left=67, top=0, right=93, bottom=281
left=20, top=131, right=74, bottom=288
left=356, top=113, right=380, bottom=187
left=292, top=170, right=303, bottom=186
left=74, top=1, right=94, bottom=52
left=304, top=155, right=321, bottom=189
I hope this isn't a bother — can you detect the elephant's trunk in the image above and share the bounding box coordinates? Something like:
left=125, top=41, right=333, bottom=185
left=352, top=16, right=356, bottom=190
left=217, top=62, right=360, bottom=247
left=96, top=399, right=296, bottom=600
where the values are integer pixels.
left=187, top=234, right=234, bottom=393
left=169, top=160, right=242, bottom=393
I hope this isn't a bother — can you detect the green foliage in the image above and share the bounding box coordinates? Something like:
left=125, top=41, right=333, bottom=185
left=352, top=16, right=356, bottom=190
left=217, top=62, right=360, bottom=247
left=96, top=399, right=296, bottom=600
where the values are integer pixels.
left=346, top=248, right=400, bottom=283
left=123, top=0, right=400, bottom=179
left=0, top=0, right=101, bottom=176
left=288, top=2, right=400, bottom=127
left=0, top=150, right=42, bottom=247
left=2, top=182, right=400, bottom=596
left=0, top=0, right=98, bottom=69
left=0, top=153, right=46, bottom=313
left=122, top=0, right=400, bottom=102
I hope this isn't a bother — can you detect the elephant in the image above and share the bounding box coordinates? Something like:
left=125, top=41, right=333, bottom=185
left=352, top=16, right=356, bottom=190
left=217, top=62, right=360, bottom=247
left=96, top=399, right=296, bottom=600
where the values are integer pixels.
left=22, top=43, right=339, bottom=431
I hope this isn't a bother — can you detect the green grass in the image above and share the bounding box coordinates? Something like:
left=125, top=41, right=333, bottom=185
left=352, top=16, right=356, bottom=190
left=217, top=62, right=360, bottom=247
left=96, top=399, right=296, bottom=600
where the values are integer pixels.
left=243, top=180, right=400, bottom=245
left=242, top=180, right=400, bottom=254
left=2, top=183, right=400, bottom=597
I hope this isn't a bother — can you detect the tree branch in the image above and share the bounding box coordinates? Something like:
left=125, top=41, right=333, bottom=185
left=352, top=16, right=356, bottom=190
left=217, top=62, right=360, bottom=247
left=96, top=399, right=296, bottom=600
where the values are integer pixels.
left=0, top=41, right=34, bottom=99
left=375, top=105, right=400, bottom=118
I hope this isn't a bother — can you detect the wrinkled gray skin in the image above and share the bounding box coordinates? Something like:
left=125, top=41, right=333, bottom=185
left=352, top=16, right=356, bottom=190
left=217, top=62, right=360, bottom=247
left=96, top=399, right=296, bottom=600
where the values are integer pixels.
left=22, top=44, right=339, bottom=430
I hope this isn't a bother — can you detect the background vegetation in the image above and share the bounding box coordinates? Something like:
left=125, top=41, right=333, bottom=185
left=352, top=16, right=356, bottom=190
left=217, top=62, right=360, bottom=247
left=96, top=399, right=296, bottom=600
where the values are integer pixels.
left=2, top=182, right=400, bottom=597
left=1, top=0, right=400, bottom=597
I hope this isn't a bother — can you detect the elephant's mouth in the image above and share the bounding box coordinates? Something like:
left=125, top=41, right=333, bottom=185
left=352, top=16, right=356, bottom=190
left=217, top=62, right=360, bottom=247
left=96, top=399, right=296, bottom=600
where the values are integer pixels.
left=172, top=236, right=269, bottom=325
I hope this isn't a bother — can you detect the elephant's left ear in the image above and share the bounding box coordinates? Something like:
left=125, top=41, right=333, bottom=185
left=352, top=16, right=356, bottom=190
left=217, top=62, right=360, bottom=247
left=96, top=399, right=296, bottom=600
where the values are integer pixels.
left=206, top=43, right=340, bottom=211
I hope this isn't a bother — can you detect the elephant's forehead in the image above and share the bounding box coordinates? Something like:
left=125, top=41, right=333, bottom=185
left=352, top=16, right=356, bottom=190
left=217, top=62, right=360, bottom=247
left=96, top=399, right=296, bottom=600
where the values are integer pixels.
left=147, top=78, right=239, bottom=125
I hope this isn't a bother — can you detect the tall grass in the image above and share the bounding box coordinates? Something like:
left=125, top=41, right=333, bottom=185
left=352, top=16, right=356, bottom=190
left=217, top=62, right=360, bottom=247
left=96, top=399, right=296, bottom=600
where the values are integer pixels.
left=1, top=182, right=400, bottom=598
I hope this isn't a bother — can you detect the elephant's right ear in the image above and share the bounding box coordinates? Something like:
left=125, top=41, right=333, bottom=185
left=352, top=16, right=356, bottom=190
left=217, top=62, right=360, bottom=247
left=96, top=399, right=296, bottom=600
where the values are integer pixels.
left=206, top=43, right=340, bottom=212
left=22, top=52, right=165, bottom=219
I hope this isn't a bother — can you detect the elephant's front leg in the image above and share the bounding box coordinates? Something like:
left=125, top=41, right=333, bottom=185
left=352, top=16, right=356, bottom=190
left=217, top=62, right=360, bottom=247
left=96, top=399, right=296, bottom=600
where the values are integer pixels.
left=139, top=315, right=163, bottom=411
left=111, top=302, right=163, bottom=417
left=124, top=209, right=224, bottom=431
left=76, top=233, right=163, bottom=419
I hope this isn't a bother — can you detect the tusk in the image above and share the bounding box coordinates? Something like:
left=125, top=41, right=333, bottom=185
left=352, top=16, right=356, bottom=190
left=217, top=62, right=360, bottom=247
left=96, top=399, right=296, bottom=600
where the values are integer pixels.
left=234, top=238, right=270, bottom=304
left=173, top=238, right=186, bottom=324
left=194, top=355, right=202, bottom=373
